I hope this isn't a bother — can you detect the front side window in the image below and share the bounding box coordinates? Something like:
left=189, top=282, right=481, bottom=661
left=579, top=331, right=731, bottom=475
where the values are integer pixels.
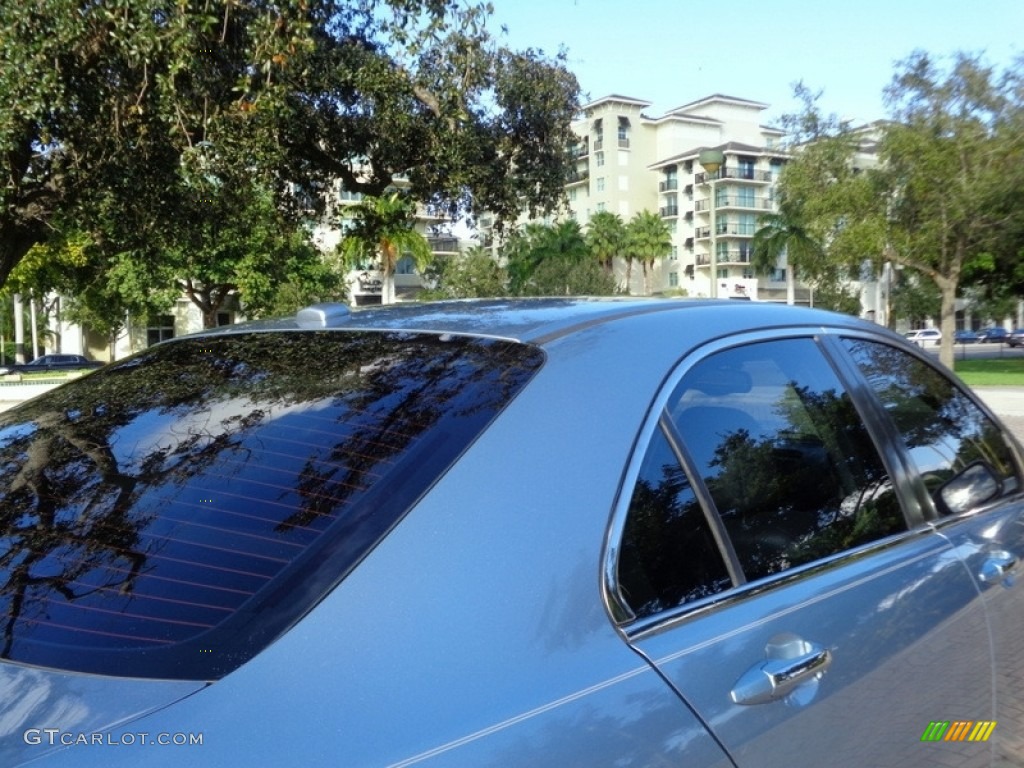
left=844, top=339, right=1020, bottom=513
left=0, top=331, right=543, bottom=679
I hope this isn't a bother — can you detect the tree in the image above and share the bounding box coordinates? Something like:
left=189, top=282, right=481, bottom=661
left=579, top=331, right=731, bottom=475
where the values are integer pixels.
left=0, top=1, right=580, bottom=293
left=877, top=51, right=1024, bottom=366
left=339, top=193, right=433, bottom=305
left=503, top=221, right=615, bottom=296
left=750, top=205, right=824, bottom=306
left=625, top=211, right=671, bottom=295
left=419, top=246, right=507, bottom=299
left=774, top=59, right=1024, bottom=366
left=585, top=211, right=627, bottom=276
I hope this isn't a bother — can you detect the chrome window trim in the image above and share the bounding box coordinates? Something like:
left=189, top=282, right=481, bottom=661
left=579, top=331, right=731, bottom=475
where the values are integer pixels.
left=625, top=526, right=938, bottom=642
left=602, top=324, right=928, bottom=633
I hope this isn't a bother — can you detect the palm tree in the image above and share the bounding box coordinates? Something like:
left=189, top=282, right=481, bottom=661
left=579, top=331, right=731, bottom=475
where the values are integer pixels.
left=625, top=210, right=672, bottom=295
left=750, top=203, right=823, bottom=305
left=338, top=193, right=433, bottom=305
left=585, top=210, right=626, bottom=277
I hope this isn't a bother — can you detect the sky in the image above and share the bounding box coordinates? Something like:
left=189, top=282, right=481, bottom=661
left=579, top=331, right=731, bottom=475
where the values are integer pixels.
left=489, top=0, right=1024, bottom=127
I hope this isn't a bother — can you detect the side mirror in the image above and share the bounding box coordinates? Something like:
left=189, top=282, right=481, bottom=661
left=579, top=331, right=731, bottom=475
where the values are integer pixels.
left=938, top=461, right=1001, bottom=516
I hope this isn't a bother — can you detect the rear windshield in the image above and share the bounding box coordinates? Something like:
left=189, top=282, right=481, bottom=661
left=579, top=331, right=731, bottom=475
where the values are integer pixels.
left=0, top=330, right=543, bottom=680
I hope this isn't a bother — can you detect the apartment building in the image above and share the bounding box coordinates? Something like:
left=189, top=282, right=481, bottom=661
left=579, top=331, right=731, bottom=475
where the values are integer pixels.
left=565, top=94, right=795, bottom=300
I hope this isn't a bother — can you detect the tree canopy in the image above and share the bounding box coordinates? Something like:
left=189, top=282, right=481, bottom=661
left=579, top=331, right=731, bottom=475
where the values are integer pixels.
left=773, top=55, right=1024, bottom=366
left=0, top=0, right=581, bottom=319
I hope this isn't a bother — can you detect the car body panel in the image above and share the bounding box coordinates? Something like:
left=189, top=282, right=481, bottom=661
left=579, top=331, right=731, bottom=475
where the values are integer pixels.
left=0, top=665, right=202, bottom=766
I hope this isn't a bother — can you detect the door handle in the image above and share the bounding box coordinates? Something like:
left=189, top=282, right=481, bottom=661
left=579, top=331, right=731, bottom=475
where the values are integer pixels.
left=731, top=633, right=832, bottom=706
left=979, top=551, right=1018, bottom=585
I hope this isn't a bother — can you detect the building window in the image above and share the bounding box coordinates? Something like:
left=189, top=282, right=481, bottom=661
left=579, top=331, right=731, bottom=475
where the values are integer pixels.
left=216, top=312, right=232, bottom=327
left=742, top=268, right=754, bottom=279
left=772, top=268, right=787, bottom=283
left=596, top=177, right=605, bottom=192
left=671, top=246, right=678, bottom=261
left=667, top=220, right=677, bottom=234
left=596, top=202, right=606, bottom=212
left=618, top=116, right=630, bottom=148
left=146, top=315, right=175, bottom=347
left=738, top=156, right=755, bottom=180
left=717, top=267, right=728, bottom=279
left=669, top=271, right=679, bottom=287
left=568, top=188, right=577, bottom=201
left=596, top=152, right=605, bottom=167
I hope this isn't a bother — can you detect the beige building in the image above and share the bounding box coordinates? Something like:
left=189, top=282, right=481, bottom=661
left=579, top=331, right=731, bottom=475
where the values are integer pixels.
left=565, top=94, right=795, bottom=300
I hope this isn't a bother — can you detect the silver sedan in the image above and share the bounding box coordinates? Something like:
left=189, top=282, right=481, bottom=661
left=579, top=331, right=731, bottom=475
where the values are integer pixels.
left=1, top=298, right=1021, bottom=767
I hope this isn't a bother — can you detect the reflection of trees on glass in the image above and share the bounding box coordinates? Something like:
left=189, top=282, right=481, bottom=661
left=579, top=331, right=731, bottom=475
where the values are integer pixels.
left=0, top=331, right=542, bottom=678
left=676, top=340, right=904, bottom=583
left=844, top=339, right=1019, bottom=497
left=620, top=429, right=731, bottom=618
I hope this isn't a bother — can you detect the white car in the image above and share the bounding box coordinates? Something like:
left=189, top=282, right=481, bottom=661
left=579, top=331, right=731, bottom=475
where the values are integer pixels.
left=905, top=328, right=942, bottom=346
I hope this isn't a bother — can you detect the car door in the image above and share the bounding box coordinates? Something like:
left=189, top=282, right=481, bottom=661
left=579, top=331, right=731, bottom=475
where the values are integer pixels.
left=841, top=336, right=1024, bottom=761
left=605, top=331, right=995, bottom=768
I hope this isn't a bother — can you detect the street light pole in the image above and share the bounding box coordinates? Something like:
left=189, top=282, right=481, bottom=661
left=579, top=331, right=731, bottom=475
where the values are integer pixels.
left=698, top=149, right=725, bottom=298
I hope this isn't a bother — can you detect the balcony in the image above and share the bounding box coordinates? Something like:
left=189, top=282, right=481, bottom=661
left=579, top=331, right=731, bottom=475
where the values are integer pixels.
left=716, top=195, right=774, bottom=211
left=593, top=139, right=604, bottom=152
left=566, top=169, right=590, bottom=185
left=695, top=250, right=752, bottom=265
left=720, top=249, right=753, bottom=264
left=659, top=179, right=679, bottom=192
left=659, top=204, right=679, bottom=218
left=695, top=167, right=774, bottom=184
left=715, top=222, right=757, bottom=237
left=570, top=143, right=589, bottom=158
left=695, top=226, right=711, bottom=239
left=695, top=199, right=709, bottom=212
left=427, top=236, right=460, bottom=254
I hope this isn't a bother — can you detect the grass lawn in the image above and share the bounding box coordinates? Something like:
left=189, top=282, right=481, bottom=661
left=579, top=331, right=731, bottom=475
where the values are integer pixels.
left=954, top=358, right=1024, bottom=387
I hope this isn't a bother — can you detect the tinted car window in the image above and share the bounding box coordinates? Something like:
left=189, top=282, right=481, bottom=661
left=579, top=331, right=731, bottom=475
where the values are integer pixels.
left=0, top=331, right=543, bottom=680
left=619, top=425, right=732, bottom=619
left=669, top=339, right=904, bottom=583
left=844, top=339, right=1020, bottom=512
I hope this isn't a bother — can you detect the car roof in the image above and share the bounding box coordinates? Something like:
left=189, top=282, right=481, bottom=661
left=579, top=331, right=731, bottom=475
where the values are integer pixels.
left=184, top=297, right=885, bottom=347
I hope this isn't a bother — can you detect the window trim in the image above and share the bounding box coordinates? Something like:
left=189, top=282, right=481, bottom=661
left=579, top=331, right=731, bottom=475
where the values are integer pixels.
left=602, top=326, right=929, bottom=634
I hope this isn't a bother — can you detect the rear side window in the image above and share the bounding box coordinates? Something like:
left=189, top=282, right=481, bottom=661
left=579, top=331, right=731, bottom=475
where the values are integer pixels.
left=844, top=339, right=1020, bottom=512
left=0, top=331, right=543, bottom=680
left=617, top=337, right=905, bottom=620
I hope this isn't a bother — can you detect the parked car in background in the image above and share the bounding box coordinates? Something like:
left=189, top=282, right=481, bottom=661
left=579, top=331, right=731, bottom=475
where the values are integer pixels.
left=0, top=353, right=103, bottom=375
left=954, top=329, right=980, bottom=344
left=1008, top=329, right=1024, bottom=348
left=904, top=328, right=942, bottom=346
left=1, top=298, right=1023, bottom=768
left=979, top=327, right=1010, bottom=344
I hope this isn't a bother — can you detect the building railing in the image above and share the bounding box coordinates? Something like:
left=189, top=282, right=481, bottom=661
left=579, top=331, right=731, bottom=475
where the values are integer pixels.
left=696, top=197, right=773, bottom=211
left=566, top=170, right=590, bottom=184
left=427, top=236, right=460, bottom=253
left=659, top=179, right=679, bottom=192
left=618, top=138, right=630, bottom=149
left=593, top=139, right=604, bottom=151
left=696, top=251, right=753, bottom=265
left=695, top=167, right=774, bottom=184
left=659, top=204, right=679, bottom=217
